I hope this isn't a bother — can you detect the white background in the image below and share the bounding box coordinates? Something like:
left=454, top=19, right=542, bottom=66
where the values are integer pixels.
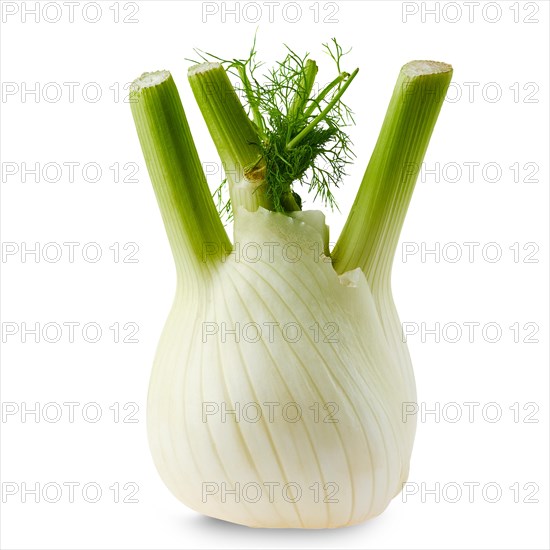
left=1, top=1, right=549, bottom=548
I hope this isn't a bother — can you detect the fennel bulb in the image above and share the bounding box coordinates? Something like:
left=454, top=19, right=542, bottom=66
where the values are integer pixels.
left=130, top=45, right=452, bottom=528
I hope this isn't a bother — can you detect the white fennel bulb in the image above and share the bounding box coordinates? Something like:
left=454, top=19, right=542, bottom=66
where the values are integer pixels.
left=130, top=49, right=452, bottom=528
left=149, top=208, right=413, bottom=527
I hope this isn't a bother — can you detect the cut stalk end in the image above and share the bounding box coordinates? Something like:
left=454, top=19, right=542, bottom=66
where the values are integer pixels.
left=131, top=70, right=171, bottom=91
left=401, top=60, right=452, bottom=77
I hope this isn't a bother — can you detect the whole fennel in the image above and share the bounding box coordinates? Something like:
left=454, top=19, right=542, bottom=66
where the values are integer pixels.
left=130, top=44, right=452, bottom=528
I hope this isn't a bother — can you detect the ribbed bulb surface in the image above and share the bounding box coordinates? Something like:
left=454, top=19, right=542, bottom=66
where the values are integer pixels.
left=147, top=208, right=416, bottom=528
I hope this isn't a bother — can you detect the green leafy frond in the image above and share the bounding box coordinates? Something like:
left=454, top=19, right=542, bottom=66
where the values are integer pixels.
left=190, top=37, right=358, bottom=214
